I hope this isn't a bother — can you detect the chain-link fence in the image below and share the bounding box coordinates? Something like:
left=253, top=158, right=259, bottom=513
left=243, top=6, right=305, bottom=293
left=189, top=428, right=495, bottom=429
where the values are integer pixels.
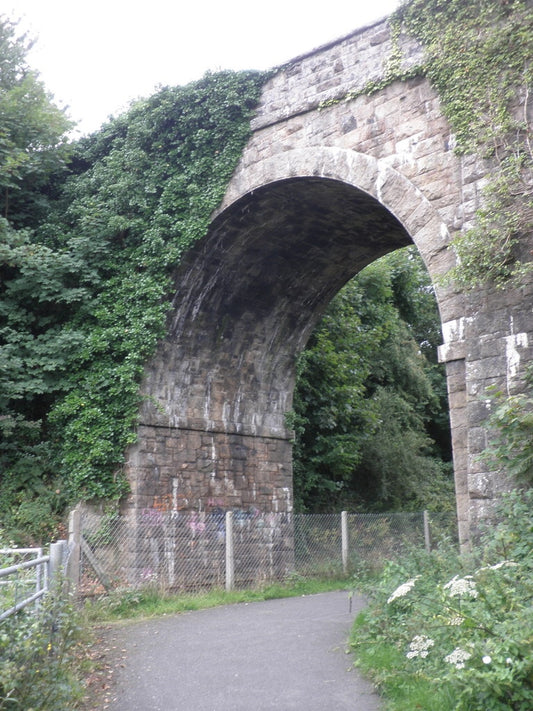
left=76, top=508, right=457, bottom=597
left=294, top=511, right=456, bottom=576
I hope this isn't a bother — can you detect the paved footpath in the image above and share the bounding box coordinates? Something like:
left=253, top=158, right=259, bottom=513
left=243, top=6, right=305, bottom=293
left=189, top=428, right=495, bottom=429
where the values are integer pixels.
left=105, top=590, right=382, bottom=711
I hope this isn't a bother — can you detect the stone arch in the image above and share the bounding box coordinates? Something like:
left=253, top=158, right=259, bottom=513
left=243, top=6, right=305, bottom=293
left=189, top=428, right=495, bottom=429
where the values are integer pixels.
left=132, top=146, right=458, bottom=526
left=139, top=146, right=455, bottom=432
left=121, top=11, right=533, bottom=572
left=219, top=146, right=455, bottom=290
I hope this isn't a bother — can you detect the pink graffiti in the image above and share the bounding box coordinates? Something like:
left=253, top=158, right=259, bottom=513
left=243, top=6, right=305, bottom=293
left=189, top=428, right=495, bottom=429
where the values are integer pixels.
left=188, top=511, right=206, bottom=535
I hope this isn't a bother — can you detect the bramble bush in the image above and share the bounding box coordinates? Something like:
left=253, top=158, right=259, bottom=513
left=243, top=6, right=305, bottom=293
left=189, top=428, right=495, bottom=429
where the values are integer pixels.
left=0, top=589, right=83, bottom=710
left=351, top=488, right=533, bottom=710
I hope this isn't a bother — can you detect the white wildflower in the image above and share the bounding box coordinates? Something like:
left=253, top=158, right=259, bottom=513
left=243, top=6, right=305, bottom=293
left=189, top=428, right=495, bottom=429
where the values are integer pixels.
left=506, top=657, right=513, bottom=665
left=406, top=635, right=435, bottom=660
left=443, top=575, right=479, bottom=599
left=448, top=615, right=464, bottom=626
left=387, top=576, right=420, bottom=604
left=478, top=560, right=518, bottom=573
left=487, top=560, right=517, bottom=570
left=444, top=647, right=472, bottom=669
left=482, top=655, right=492, bottom=664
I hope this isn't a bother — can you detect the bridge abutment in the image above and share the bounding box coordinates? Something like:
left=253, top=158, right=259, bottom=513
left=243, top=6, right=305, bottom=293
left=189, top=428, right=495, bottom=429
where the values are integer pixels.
left=119, top=15, right=532, bottom=570
left=124, top=423, right=293, bottom=516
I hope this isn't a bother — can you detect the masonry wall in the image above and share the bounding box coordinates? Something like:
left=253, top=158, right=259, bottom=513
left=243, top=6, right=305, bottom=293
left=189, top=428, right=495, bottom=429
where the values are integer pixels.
left=123, top=17, right=533, bottom=554
left=125, top=425, right=293, bottom=515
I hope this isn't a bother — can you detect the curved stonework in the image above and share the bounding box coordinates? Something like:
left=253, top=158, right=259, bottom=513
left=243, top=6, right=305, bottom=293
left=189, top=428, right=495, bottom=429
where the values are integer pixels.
left=123, top=17, right=533, bottom=559
left=218, top=146, right=455, bottom=287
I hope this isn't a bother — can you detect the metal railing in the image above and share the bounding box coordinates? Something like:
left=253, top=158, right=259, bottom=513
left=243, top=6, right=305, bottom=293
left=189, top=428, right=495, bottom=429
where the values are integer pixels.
left=0, top=542, right=68, bottom=620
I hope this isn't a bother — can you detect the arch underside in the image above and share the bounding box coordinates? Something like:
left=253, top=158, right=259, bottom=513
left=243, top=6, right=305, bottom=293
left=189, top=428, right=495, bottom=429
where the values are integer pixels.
left=127, top=145, right=463, bottom=530
left=139, top=176, right=413, bottom=438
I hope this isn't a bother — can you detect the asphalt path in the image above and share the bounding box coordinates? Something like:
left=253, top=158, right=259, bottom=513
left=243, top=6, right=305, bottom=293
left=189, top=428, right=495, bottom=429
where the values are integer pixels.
left=104, top=590, right=382, bottom=711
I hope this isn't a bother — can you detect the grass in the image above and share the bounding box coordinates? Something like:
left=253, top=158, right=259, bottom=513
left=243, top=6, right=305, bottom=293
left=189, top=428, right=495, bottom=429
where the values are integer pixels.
left=351, top=610, right=455, bottom=710
left=82, top=574, right=351, bottom=622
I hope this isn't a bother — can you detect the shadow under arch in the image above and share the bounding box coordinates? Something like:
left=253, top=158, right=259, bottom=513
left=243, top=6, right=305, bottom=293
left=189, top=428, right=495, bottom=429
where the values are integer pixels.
left=219, top=146, right=455, bottom=285
left=124, top=146, right=463, bottom=580
left=139, top=147, right=455, bottom=441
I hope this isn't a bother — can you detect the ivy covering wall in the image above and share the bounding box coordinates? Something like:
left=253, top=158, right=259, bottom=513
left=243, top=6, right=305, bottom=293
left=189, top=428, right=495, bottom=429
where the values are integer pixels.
left=0, top=53, right=267, bottom=537
left=395, top=0, right=533, bottom=287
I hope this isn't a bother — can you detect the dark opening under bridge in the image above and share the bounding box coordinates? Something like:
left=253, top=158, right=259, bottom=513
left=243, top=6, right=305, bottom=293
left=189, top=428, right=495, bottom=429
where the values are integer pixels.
left=119, top=15, right=532, bottom=565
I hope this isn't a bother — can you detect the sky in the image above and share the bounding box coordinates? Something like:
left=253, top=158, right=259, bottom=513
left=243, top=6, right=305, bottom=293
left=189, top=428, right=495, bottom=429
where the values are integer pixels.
left=7, top=0, right=401, bottom=137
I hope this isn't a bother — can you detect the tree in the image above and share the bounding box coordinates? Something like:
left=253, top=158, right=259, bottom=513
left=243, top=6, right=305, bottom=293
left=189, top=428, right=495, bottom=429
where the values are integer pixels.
left=290, top=280, right=376, bottom=510
left=1, top=56, right=267, bottom=541
left=0, top=16, right=72, bottom=227
left=0, top=15, right=76, bottom=540
left=291, top=247, right=454, bottom=513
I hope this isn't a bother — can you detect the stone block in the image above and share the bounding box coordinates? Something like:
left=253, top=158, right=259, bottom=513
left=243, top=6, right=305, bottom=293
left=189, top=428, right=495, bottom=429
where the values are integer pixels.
left=119, top=14, right=531, bottom=575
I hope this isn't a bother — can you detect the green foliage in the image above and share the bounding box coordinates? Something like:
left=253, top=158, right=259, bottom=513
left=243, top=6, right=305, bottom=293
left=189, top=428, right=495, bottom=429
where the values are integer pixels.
left=395, top=0, right=533, bottom=288
left=447, top=153, right=533, bottom=288
left=292, top=247, right=453, bottom=512
left=0, top=16, right=72, bottom=227
left=0, top=591, right=84, bottom=710
left=43, top=71, right=266, bottom=501
left=0, top=17, right=77, bottom=541
left=290, top=279, right=374, bottom=508
left=351, top=488, right=533, bottom=710
left=0, top=35, right=267, bottom=523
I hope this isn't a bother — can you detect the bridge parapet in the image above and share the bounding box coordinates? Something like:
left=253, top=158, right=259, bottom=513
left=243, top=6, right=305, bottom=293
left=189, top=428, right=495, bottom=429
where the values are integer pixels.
left=252, top=18, right=423, bottom=131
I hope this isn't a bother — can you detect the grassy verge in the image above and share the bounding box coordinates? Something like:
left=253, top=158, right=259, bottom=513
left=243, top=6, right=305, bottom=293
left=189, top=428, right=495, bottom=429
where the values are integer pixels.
left=349, top=490, right=533, bottom=711
left=351, top=610, right=456, bottom=710
left=82, top=574, right=351, bottom=622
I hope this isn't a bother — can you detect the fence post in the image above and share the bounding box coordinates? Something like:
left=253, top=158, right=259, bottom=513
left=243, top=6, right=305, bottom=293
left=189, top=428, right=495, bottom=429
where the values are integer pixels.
left=423, top=510, right=431, bottom=553
left=67, top=507, right=81, bottom=592
left=225, top=511, right=234, bottom=592
left=341, top=511, right=349, bottom=574
left=35, top=547, right=43, bottom=605
left=49, top=540, right=66, bottom=589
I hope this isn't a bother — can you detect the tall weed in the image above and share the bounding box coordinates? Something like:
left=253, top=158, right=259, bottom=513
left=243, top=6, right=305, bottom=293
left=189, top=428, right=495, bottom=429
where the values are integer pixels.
left=352, top=489, right=533, bottom=710
left=0, top=590, right=83, bottom=710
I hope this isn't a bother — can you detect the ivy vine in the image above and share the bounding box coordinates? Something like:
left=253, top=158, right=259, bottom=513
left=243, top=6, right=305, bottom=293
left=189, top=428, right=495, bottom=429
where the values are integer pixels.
left=322, top=0, right=532, bottom=288
left=481, top=366, right=533, bottom=485
left=395, top=0, right=533, bottom=289
left=45, top=71, right=267, bottom=500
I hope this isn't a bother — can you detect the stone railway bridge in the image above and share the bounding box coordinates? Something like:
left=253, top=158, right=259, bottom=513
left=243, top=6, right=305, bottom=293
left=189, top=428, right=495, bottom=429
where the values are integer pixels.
left=122, top=16, right=532, bottom=555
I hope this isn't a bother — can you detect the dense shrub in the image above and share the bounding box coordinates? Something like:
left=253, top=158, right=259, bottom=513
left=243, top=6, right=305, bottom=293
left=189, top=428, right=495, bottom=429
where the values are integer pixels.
left=352, top=488, right=533, bottom=710
left=0, top=590, right=83, bottom=710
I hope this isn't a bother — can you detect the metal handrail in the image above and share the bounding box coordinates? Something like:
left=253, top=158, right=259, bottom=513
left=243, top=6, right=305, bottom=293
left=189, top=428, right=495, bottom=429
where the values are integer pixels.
left=0, top=555, right=50, bottom=579
left=0, top=588, right=48, bottom=622
left=0, top=551, right=50, bottom=620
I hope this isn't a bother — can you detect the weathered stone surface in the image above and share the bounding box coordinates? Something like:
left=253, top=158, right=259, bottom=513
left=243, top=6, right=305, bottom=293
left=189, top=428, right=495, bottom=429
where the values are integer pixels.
left=124, top=425, right=293, bottom=517
left=122, top=16, right=533, bottom=558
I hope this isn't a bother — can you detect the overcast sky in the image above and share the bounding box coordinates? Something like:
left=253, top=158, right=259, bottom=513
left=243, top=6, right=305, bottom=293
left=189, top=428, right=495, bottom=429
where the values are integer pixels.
left=8, top=0, right=401, bottom=136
